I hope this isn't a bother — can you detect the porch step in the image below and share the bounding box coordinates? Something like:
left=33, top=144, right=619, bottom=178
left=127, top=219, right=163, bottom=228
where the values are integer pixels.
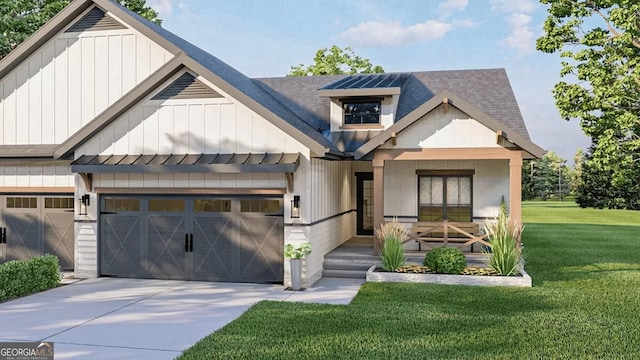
left=322, top=258, right=374, bottom=279
left=322, top=269, right=368, bottom=279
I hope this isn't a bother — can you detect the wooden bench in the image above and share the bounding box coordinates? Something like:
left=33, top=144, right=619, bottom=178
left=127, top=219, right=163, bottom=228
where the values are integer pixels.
left=407, top=220, right=490, bottom=251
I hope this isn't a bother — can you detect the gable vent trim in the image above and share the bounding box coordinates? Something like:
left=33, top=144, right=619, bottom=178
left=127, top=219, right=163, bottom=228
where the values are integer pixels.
left=65, top=7, right=127, bottom=33
left=152, top=73, right=224, bottom=100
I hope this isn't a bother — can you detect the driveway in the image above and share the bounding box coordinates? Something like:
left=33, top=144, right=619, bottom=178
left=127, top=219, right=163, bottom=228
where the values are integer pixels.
left=0, top=277, right=363, bottom=359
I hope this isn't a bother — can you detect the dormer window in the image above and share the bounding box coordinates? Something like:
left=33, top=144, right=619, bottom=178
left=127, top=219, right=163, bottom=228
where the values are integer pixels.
left=343, top=100, right=381, bottom=125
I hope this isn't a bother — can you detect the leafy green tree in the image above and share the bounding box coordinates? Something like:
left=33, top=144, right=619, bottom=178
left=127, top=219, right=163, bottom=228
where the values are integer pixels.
left=1, top=0, right=161, bottom=59
left=570, top=148, right=585, bottom=195
left=288, top=45, right=384, bottom=76
left=536, top=0, right=640, bottom=208
left=523, top=151, right=570, bottom=200
left=577, top=148, right=640, bottom=209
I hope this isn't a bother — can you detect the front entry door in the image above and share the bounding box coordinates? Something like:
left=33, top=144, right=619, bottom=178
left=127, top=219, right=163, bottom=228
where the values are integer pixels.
left=356, top=172, right=374, bottom=235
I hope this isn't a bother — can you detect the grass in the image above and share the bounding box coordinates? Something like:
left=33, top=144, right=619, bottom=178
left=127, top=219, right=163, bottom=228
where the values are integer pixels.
left=178, top=201, right=640, bottom=359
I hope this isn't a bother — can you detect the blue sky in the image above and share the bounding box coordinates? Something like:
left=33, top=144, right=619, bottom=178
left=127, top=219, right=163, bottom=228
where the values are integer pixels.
left=146, top=0, right=590, bottom=163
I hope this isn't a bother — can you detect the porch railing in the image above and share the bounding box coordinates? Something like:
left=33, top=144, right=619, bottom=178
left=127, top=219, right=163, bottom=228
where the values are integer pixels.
left=406, top=220, right=490, bottom=251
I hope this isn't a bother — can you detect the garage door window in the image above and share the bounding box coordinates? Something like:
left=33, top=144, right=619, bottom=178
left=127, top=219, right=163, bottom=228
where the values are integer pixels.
left=149, top=199, right=185, bottom=212
left=194, top=199, right=231, bottom=212
left=6, top=197, right=37, bottom=209
left=105, top=198, right=140, bottom=212
left=45, top=197, right=74, bottom=209
left=240, top=199, right=280, bottom=213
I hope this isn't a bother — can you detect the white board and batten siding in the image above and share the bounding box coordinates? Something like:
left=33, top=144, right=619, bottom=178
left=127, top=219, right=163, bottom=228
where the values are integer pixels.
left=0, top=165, right=72, bottom=187
left=75, top=72, right=310, bottom=190
left=0, top=11, right=172, bottom=146
left=290, top=159, right=354, bottom=285
left=384, top=159, right=509, bottom=220
left=380, top=105, right=499, bottom=149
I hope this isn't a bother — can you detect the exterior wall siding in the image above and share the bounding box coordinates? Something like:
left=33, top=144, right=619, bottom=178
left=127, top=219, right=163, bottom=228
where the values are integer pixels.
left=380, top=105, right=499, bottom=149
left=73, top=73, right=312, bottom=279
left=0, top=21, right=171, bottom=145
left=384, top=159, right=509, bottom=220
left=283, top=212, right=354, bottom=288
left=309, top=158, right=352, bottom=223
left=0, top=164, right=73, bottom=187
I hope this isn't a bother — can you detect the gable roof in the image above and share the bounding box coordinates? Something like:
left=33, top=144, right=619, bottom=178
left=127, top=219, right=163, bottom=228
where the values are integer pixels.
left=353, top=89, right=544, bottom=159
left=0, top=0, right=542, bottom=161
left=256, top=69, right=544, bottom=159
left=1, top=0, right=339, bottom=158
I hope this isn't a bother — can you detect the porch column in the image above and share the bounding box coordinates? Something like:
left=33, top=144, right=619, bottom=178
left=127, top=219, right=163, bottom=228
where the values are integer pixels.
left=373, top=158, right=384, bottom=254
left=509, top=154, right=523, bottom=224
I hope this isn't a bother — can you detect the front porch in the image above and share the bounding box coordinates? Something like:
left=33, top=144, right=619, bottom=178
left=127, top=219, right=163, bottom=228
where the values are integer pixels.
left=322, top=237, right=489, bottom=279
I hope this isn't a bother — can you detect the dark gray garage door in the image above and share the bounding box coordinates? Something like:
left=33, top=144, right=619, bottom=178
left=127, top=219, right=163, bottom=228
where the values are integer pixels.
left=100, top=196, right=284, bottom=283
left=0, top=196, right=75, bottom=270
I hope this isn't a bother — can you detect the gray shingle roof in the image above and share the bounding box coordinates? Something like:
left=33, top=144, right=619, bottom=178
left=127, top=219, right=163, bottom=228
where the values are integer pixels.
left=256, top=69, right=531, bottom=142
left=108, top=0, right=338, bottom=153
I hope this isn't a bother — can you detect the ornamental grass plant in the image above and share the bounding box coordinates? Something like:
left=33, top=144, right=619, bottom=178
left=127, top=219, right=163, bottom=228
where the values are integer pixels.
left=375, top=218, right=408, bottom=271
left=483, top=203, right=523, bottom=276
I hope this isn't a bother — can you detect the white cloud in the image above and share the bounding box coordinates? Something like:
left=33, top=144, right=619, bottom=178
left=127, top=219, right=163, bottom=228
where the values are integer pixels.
left=499, top=13, right=534, bottom=54
left=491, top=0, right=536, bottom=55
left=146, top=0, right=173, bottom=16
left=490, top=0, right=535, bottom=13
left=339, top=20, right=454, bottom=47
left=438, top=0, right=468, bottom=19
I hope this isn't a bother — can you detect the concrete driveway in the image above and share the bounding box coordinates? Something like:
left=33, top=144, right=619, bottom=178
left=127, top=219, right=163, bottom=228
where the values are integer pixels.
left=0, top=277, right=363, bottom=359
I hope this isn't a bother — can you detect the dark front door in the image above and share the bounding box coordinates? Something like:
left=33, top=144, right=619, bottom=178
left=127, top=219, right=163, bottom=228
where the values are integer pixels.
left=356, top=172, right=374, bottom=235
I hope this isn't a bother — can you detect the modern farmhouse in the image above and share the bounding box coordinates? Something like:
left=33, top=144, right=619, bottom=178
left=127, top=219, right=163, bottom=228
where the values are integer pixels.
left=0, top=0, right=544, bottom=287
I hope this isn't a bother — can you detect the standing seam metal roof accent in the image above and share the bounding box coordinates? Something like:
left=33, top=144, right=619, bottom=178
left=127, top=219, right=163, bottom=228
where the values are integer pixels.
left=320, top=73, right=410, bottom=90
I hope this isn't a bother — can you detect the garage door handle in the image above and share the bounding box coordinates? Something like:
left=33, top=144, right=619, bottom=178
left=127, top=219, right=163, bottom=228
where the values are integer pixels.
left=101, top=211, right=118, bottom=215
left=1, top=227, right=5, bottom=244
left=189, top=233, right=194, bottom=252
left=185, top=234, right=189, bottom=252
left=265, top=213, right=285, bottom=217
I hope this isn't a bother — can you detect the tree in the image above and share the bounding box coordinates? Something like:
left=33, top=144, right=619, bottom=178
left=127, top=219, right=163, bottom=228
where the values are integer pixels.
left=577, top=147, right=640, bottom=209
left=288, top=45, right=384, bottom=76
left=522, top=151, right=570, bottom=200
left=570, top=148, right=585, bottom=195
left=536, top=1, right=640, bottom=209
left=1, top=0, right=161, bottom=60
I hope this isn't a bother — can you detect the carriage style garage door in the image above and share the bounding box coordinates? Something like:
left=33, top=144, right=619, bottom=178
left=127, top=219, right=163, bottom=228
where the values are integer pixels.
left=100, top=196, right=284, bottom=283
left=0, top=195, right=75, bottom=270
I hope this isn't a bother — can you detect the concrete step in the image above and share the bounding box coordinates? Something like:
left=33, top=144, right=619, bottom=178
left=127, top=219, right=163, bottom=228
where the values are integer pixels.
left=323, top=258, right=376, bottom=269
left=322, top=269, right=367, bottom=279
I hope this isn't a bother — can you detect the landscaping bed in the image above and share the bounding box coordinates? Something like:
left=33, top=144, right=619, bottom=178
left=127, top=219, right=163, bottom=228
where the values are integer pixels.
left=177, top=202, right=640, bottom=359
left=366, top=264, right=532, bottom=287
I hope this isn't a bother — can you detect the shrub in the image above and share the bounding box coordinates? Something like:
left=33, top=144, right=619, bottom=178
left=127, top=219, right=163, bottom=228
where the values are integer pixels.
left=423, top=247, right=466, bottom=274
left=376, top=218, right=408, bottom=271
left=284, top=242, right=312, bottom=259
left=0, top=254, right=61, bottom=302
left=483, top=206, right=523, bottom=276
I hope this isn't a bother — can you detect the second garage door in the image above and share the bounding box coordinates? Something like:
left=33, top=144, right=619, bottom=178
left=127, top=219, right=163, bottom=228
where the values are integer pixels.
left=100, top=196, right=284, bottom=283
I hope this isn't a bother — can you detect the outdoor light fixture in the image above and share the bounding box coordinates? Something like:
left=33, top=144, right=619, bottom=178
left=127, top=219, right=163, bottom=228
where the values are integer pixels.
left=291, top=195, right=300, bottom=218
left=79, top=194, right=90, bottom=216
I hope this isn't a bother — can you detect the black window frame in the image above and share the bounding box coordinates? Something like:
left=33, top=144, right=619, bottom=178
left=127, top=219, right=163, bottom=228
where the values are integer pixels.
left=342, top=98, right=382, bottom=125
left=417, top=171, right=474, bottom=222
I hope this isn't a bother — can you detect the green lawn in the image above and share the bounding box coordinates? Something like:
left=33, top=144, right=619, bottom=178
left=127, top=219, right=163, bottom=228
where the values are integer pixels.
left=178, top=201, right=640, bottom=359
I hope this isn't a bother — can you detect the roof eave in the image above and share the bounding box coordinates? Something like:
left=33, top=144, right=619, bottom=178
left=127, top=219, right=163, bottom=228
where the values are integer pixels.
left=180, top=56, right=330, bottom=157
left=0, top=0, right=94, bottom=80
left=353, top=89, right=545, bottom=160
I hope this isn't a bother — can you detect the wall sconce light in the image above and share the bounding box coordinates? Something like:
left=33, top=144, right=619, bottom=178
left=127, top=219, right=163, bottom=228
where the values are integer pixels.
left=291, top=195, right=300, bottom=218
left=79, top=194, right=90, bottom=216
